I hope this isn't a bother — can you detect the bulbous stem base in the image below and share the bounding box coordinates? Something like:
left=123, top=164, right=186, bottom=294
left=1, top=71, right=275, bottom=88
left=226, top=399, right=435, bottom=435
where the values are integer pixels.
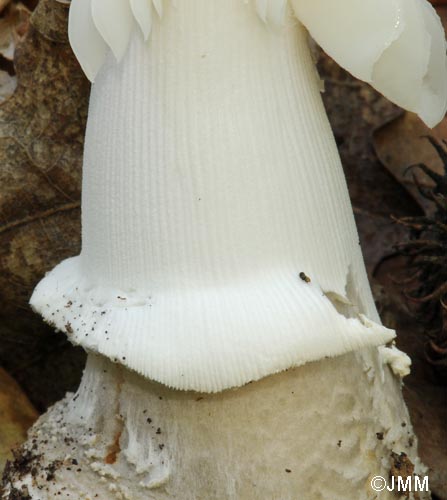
left=2, top=350, right=428, bottom=500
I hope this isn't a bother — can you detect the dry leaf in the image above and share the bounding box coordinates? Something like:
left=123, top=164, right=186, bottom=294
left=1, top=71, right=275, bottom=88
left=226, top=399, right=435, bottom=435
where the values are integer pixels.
left=0, top=2, right=31, bottom=61
left=0, top=368, right=38, bottom=474
left=0, top=0, right=89, bottom=410
left=373, top=112, right=447, bottom=214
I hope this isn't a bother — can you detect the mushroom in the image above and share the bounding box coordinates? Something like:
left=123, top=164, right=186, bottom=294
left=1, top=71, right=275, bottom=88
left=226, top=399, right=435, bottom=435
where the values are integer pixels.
left=3, top=0, right=444, bottom=498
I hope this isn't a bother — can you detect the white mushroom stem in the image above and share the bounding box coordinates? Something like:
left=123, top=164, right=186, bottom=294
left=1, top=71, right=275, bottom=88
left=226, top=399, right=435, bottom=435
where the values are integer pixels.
left=32, top=0, right=398, bottom=392
left=3, top=352, right=427, bottom=500
left=8, top=0, right=446, bottom=497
